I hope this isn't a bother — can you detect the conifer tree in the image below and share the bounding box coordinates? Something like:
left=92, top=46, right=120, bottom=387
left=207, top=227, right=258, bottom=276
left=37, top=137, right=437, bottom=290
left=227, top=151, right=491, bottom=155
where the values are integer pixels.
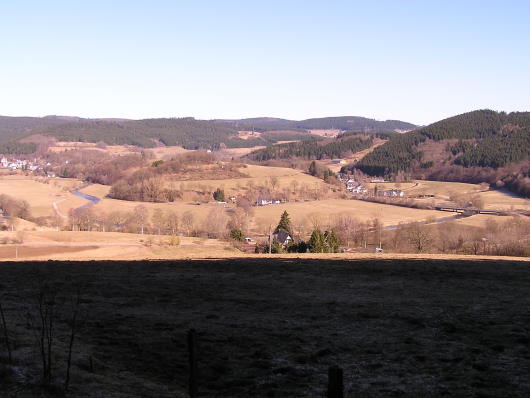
left=324, top=230, right=340, bottom=253
left=309, top=229, right=325, bottom=253
left=276, top=210, right=292, bottom=234
left=213, top=188, right=225, bottom=202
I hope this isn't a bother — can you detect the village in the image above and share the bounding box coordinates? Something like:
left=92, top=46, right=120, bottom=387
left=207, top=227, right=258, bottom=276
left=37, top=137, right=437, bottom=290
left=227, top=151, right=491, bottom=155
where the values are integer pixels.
left=0, top=156, right=56, bottom=177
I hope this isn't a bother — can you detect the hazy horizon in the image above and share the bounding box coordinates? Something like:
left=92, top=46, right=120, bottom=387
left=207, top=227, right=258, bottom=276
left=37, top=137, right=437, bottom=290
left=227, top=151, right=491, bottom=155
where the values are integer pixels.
left=1, top=1, right=529, bottom=125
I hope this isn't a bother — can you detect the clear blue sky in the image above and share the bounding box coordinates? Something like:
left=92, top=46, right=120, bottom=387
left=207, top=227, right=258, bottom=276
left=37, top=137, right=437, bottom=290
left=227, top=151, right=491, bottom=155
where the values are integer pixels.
left=1, top=1, right=529, bottom=125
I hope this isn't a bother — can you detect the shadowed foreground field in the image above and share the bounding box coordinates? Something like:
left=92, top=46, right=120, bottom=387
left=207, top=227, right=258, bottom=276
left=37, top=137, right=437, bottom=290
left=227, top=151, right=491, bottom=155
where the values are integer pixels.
left=0, top=258, right=529, bottom=397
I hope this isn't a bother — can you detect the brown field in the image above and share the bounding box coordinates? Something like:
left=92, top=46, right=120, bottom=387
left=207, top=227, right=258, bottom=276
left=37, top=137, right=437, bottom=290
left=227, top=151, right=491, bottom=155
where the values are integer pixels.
left=237, top=130, right=262, bottom=139
left=48, top=141, right=139, bottom=156
left=252, top=198, right=448, bottom=230
left=0, top=231, right=239, bottom=261
left=146, top=145, right=191, bottom=160
left=309, top=129, right=342, bottom=137
left=370, top=180, right=530, bottom=211
left=215, top=146, right=266, bottom=159
left=454, top=214, right=505, bottom=227
left=368, top=180, right=482, bottom=197
left=144, top=164, right=329, bottom=194
left=0, top=257, right=528, bottom=397
left=0, top=175, right=83, bottom=217
left=78, top=183, right=111, bottom=198
left=325, top=138, right=388, bottom=172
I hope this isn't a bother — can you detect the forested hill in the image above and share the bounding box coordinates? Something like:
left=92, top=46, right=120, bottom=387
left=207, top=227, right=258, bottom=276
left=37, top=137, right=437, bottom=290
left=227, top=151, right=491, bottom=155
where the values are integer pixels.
left=247, top=132, right=392, bottom=162
left=217, top=116, right=416, bottom=132
left=349, top=110, right=530, bottom=196
left=0, top=114, right=416, bottom=154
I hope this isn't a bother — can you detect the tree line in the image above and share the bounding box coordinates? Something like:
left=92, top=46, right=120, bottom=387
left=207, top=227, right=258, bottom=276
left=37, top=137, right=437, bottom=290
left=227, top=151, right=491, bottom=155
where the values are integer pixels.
left=248, top=134, right=374, bottom=162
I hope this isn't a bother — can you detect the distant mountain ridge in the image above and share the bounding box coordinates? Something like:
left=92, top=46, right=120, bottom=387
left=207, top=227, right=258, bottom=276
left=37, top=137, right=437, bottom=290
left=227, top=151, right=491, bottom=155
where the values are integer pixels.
left=0, top=114, right=418, bottom=153
left=217, top=116, right=416, bottom=132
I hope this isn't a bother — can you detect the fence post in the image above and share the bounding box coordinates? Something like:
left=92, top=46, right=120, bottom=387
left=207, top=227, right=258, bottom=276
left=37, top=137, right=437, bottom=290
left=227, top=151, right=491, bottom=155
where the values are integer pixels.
left=188, top=329, right=198, bottom=398
left=327, top=365, right=343, bottom=398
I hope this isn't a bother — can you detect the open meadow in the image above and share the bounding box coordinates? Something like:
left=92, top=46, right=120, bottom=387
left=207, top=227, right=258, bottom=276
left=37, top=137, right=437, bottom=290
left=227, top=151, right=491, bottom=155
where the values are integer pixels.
left=0, top=231, right=240, bottom=260
left=369, top=180, right=530, bottom=211
left=0, top=175, right=83, bottom=217
left=0, top=257, right=528, bottom=397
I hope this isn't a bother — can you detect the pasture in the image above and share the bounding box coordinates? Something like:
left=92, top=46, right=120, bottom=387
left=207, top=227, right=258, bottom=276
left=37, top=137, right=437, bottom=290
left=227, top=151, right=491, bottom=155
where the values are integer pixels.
left=369, top=180, right=530, bottom=210
left=0, top=231, right=238, bottom=260
left=0, top=257, right=528, bottom=397
left=252, top=198, right=447, bottom=229
left=0, top=175, right=82, bottom=217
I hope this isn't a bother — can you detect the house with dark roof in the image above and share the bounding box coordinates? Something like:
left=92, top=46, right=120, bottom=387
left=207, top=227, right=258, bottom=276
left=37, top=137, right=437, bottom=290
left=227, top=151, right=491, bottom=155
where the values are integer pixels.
left=273, top=229, right=292, bottom=246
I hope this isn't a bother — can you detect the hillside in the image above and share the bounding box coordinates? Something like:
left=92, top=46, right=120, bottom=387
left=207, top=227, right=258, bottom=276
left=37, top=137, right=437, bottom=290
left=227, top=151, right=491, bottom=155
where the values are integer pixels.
left=0, top=115, right=417, bottom=154
left=349, top=110, right=530, bottom=196
left=246, top=132, right=392, bottom=162
left=218, top=116, right=417, bottom=132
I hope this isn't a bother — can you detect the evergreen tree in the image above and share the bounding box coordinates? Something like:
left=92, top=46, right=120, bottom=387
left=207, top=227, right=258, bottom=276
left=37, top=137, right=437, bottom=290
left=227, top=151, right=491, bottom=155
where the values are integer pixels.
left=276, top=210, right=292, bottom=234
left=308, top=229, right=325, bottom=253
left=324, top=230, right=340, bottom=253
left=308, top=161, right=318, bottom=176
left=230, top=228, right=244, bottom=241
left=213, top=188, right=225, bottom=202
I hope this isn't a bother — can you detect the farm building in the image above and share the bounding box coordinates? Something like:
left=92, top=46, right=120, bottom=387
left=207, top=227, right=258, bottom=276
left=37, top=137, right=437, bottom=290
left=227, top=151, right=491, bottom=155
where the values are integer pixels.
left=377, top=189, right=405, bottom=198
left=256, top=199, right=282, bottom=206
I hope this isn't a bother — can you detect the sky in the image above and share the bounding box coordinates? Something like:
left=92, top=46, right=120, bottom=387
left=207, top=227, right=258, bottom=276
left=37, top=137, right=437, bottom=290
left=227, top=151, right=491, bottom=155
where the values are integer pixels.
left=0, top=1, right=529, bottom=125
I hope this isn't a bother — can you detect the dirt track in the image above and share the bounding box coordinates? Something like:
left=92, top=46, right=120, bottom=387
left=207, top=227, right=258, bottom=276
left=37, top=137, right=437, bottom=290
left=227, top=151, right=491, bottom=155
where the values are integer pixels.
left=0, top=258, right=529, bottom=397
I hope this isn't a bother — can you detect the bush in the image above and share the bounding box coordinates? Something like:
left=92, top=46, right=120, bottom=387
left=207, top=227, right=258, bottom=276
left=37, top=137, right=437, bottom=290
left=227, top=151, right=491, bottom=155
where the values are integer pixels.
left=230, top=229, right=244, bottom=242
left=213, top=188, right=226, bottom=202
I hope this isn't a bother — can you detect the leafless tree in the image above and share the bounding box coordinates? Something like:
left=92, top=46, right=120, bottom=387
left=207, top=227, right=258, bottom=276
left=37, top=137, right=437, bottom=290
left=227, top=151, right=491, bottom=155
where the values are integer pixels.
left=405, top=222, right=433, bottom=253
left=181, top=211, right=195, bottom=236
left=134, top=205, right=149, bottom=234
left=0, top=300, right=12, bottom=364
left=26, top=283, right=58, bottom=385
left=166, top=210, right=179, bottom=235
left=64, top=290, right=81, bottom=392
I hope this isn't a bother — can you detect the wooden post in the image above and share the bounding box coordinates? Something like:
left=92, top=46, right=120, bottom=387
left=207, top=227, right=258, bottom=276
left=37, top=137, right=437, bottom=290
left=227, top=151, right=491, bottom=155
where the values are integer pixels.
left=187, top=329, right=198, bottom=398
left=327, top=365, right=343, bottom=398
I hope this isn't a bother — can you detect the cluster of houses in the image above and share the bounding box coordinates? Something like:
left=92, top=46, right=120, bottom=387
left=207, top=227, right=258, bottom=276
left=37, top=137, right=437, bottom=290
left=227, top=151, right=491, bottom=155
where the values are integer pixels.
left=377, top=189, right=405, bottom=198
left=0, top=157, right=50, bottom=173
left=256, top=198, right=283, bottom=206
left=337, top=173, right=368, bottom=195
left=345, top=179, right=368, bottom=195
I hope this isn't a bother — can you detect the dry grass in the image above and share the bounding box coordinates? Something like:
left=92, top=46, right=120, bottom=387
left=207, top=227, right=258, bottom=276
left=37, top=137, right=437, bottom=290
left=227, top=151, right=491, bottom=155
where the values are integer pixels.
left=79, top=183, right=111, bottom=198
left=252, top=198, right=447, bottom=228
left=2, top=228, right=527, bottom=262
left=0, top=175, right=82, bottom=217
left=309, top=129, right=341, bottom=137
left=477, top=189, right=530, bottom=210
left=145, top=145, right=191, bottom=160
left=48, top=141, right=138, bottom=156
left=454, top=214, right=505, bottom=227
left=0, top=230, right=238, bottom=260
left=370, top=180, right=530, bottom=211
left=165, top=164, right=328, bottom=193
left=1, top=257, right=529, bottom=396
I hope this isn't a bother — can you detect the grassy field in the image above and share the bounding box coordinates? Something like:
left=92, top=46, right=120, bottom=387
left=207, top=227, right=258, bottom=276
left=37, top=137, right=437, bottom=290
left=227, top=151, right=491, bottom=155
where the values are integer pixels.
left=370, top=180, right=530, bottom=210
left=369, top=180, right=483, bottom=197
left=0, top=258, right=528, bottom=397
left=0, top=175, right=82, bottom=217
left=252, top=198, right=447, bottom=229
left=0, top=231, right=239, bottom=260
left=174, top=164, right=328, bottom=193
left=48, top=141, right=139, bottom=156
